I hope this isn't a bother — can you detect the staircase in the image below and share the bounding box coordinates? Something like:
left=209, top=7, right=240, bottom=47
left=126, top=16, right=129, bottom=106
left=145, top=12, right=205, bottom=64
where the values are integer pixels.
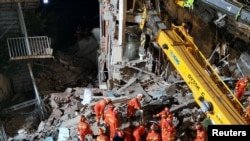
left=0, top=0, right=40, bottom=38
left=0, top=10, right=19, bottom=37
left=11, top=67, right=33, bottom=93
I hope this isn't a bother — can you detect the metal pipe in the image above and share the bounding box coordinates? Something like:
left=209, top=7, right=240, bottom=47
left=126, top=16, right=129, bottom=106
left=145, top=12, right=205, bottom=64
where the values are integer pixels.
left=99, top=0, right=102, bottom=46
left=28, top=63, right=46, bottom=120
left=118, top=0, right=126, bottom=45
left=235, top=59, right=244, bottom=77
left=17, top=2, right=31, bottom=55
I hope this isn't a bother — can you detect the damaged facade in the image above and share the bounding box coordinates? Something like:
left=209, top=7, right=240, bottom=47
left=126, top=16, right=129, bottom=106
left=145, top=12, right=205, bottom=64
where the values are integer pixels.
left=1, top=0, right=250, bottom=141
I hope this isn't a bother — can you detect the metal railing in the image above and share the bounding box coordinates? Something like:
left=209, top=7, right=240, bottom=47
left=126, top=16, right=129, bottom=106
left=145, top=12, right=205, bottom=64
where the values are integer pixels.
left=1, top=99, right=37, bottom=114
left=7, top=36, right=53, bottom=60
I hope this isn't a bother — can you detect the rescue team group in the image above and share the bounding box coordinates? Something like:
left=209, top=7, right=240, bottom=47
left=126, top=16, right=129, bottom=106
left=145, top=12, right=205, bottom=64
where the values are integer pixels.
left=77, top=94, right=206, bottom=141
left=77, top=75, right=250, bottom=141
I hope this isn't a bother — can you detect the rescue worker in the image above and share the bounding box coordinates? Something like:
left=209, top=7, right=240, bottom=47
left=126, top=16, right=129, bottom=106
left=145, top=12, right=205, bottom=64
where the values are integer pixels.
left=153, top=107, right=171, bottom=118
left=235, top=76, right=249, bottom=100
left=158, top=114, right=170, bottom=132
left=127, top=93, right=143, bottom=119
left=113, top=130, right=125, bottom=141
left=96, top=128, right=110, bottom=141
left=123, top=125, right=134, bottom=141
left=94, top=97, right=112, bottom=125
left=146, top=123, right=161, bottom=141
left=194, top=124, right=207, bottom=141
left=77, top=115, right=93, bottom=141
left=133, top=122, right=147, bottom=141
left=165, top=123, right=176, bottom=141
left=159, top=115, right=173, bottom=141
left=104, top=104, right=116, bottom=126
left=107, top=107, right=119, bottom=141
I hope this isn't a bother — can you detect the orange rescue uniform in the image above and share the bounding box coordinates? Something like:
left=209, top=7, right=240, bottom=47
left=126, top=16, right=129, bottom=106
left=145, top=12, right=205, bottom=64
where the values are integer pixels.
left=195, top=129, right=207, bottom=141
left=146, top=130, right=161, bottom=141
left=94, top=99, right=109, bottom=123
left=164, top=125, right=176, bottom=141
left=154, top=107, right=171, bottom=118
left=127, top=98, right=141, bottom=119
left=96, top=134, right=110, bottom=141
left=158, top=117, right=170, bottom=133
left=107, top=112, right=119, bottom=140
left=235, top=77, right=249, bottom=100
left=133, top=125, right=146, bottom=141
left=104, top=107, right=116, bottom=125
left=124, top=127, right=134, bottom=141
left=77, top=120, right=92, bottom=141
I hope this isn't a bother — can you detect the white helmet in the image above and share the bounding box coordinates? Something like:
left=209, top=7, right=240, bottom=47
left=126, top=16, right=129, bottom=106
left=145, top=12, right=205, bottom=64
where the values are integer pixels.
left=137, top=93, right=143, bottom=98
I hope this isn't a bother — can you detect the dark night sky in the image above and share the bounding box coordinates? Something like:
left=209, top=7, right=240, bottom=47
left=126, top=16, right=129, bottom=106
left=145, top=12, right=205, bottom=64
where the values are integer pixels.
left=39, top=0, right=100, bottom=50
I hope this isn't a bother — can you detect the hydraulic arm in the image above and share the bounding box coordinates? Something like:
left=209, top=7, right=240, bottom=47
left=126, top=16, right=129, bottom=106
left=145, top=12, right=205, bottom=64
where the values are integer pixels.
left=143, top=10, right=250, bottom=124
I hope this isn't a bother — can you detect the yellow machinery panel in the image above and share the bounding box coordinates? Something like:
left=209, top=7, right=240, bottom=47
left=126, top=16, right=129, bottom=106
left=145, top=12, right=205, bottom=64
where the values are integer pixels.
left=157, top=28, right=246, bottom=124
left=143, top=9, right=250, bottom=124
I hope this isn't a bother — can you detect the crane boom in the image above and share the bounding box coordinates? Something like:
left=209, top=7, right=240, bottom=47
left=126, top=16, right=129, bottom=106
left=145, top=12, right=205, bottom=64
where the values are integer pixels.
left=144, top=10, right=250, bottom=124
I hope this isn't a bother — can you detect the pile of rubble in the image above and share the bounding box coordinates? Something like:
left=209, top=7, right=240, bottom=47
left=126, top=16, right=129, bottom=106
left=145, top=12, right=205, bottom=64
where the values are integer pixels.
left=6, top=48, right=250, bottom=141
left=7, top=78, right=207, bottom=141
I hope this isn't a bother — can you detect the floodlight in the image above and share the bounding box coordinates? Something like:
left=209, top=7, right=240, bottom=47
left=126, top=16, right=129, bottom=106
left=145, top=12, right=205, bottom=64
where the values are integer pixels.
left=43, top=0, right=49, bottom=4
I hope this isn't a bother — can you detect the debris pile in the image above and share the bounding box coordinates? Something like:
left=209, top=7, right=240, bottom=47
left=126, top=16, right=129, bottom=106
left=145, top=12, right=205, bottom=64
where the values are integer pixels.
left=7, top=81, right=208, bottom=141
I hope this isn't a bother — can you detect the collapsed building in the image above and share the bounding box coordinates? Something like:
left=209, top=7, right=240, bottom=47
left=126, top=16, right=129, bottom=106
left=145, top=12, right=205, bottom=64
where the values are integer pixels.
left=1, top=0, right=250, bottom=141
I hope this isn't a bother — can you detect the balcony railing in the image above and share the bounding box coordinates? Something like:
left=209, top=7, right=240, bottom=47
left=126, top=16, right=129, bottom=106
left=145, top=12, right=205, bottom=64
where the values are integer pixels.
left=7, top=36, right=53, bottom=60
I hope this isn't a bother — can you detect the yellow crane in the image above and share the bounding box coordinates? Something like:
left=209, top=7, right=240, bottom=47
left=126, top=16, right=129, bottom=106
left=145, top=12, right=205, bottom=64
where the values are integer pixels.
left=142, top=9, right=250, bottom=124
